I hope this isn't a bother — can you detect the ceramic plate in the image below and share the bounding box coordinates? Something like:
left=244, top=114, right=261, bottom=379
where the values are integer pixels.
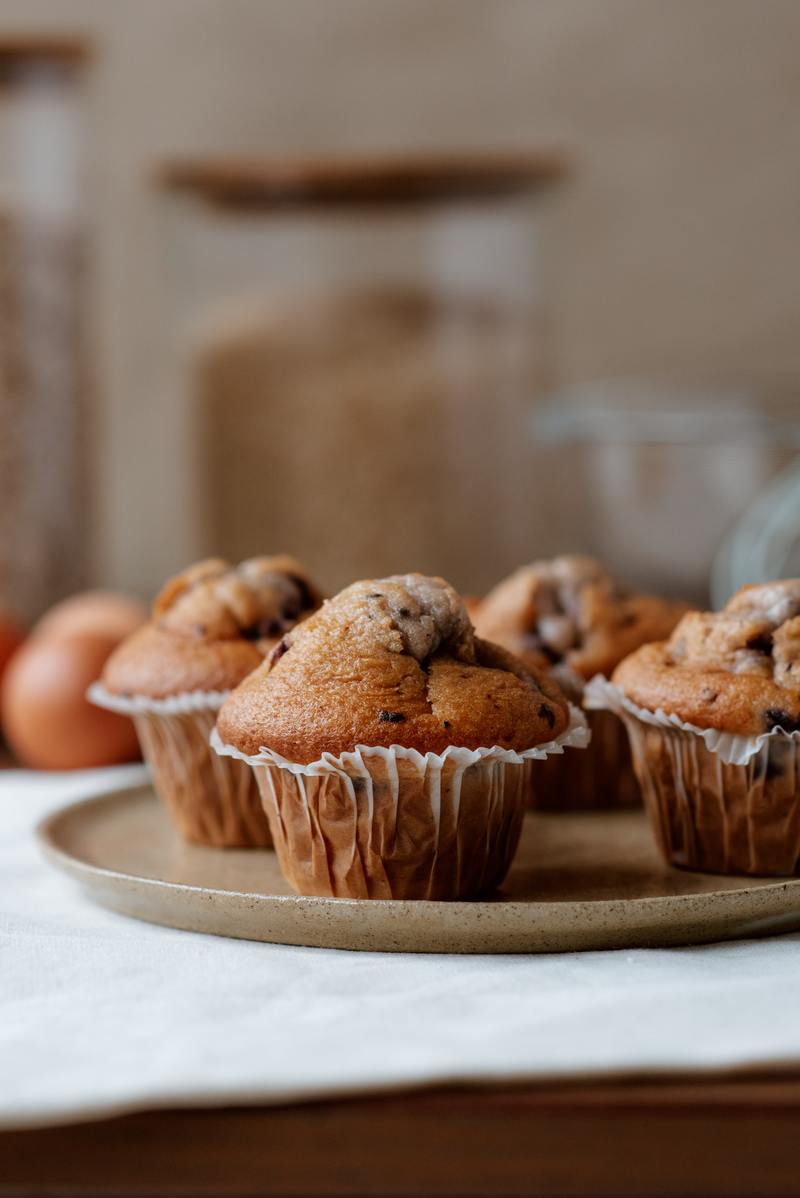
left=37, top=784, right=800, bottom=953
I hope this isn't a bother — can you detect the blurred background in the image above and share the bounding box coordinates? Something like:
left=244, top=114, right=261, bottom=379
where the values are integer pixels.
left=2, top=0, right=800, bottom=629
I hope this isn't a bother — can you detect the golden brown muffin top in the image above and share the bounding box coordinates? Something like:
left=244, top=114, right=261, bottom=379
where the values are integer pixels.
left=216, top=573, right=571, bottom=762
left=612, top=580, right=800, bottom=736
left=102, top=555, right=323, bottom=698
left=473, top=555, right=687, bottom=681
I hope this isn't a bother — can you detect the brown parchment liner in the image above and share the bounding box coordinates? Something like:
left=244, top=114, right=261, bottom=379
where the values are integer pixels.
left=88, top=684, right=272, bottom=849
left=585, top=677, right=800, bottom=877
left=528, top=666, right=641, bottom=811
left=210, top=708, right=589, bottom=900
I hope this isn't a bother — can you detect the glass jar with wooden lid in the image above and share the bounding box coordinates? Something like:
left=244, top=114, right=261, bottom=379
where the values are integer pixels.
left=153, top=151, right=567, bottom=595
left=0, top=36, right=90, bottom=621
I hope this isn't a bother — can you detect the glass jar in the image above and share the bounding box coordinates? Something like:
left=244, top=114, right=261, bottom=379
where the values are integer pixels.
left=152, top=153, right=565, bottom=595
left=532, top=378, right=800, bottom=604
left=0, top=37, right=90, bottom=621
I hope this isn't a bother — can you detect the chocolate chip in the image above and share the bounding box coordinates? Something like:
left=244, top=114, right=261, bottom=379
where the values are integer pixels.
left=764, top=708, right=800, bottom=733
left=399, top=607, right=411, bottom=618
left=747, top=632, right=773, bottom=654
left=618, top=613, right=639, bottom=628
left=269, top=637, right=290, bottom=666
left=378, top=710, right=406, bottom=723
left=369, top=592, right=382, bottom=599
left=443, top=720, right=451, bottom=729
left=538, top=703, right=556, bottom=729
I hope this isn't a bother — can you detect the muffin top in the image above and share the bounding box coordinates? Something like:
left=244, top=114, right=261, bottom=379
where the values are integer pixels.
left=613, top=580, right=800, bottom=736
left=216, top=572, right=571, bottom=762
left=102, top=555, right=323, bottom=698
left=473, top=555, right=686, bottom=682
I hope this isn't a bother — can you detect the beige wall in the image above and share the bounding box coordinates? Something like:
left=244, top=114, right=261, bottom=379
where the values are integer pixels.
left=1, top=0, right=799, bottom=594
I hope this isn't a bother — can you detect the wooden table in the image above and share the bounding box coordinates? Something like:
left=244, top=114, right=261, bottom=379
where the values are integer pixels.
left=2, top=1074, right=800, bottom=1197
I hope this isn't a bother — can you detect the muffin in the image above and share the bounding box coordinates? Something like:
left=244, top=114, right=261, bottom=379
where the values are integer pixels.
left=213, top=573, right=588, bottom=899
left=91, top=556, right=322, bottom=847
left=591, top=579, right=800, bottom=876
left=473, top=555, right=686, bottom=809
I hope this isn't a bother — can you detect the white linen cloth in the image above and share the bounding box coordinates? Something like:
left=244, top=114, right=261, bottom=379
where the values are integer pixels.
left=2, top=765, right=800, bottom=1131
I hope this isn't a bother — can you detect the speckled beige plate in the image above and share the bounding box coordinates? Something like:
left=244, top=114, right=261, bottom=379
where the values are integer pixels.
left=37, top=783, right=800, bottom=953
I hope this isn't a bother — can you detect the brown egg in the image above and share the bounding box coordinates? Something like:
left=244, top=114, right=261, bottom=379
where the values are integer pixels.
left=0, top=609, right=25, bottom=685
left=1, top=632, right=140, bottom=770
left=34, top=591, right=147, bottom=644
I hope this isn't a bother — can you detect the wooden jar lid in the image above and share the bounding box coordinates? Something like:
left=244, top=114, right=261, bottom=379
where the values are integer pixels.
left=0, top=36, right=90, bottom=65
left=156, top=151, right=567, bottom=209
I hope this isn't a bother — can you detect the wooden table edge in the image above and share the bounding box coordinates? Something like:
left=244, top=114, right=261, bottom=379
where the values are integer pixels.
left=3, top=1072, right=800, bottom=1197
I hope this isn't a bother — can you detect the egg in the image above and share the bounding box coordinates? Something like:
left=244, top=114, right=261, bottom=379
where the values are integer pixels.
left=34, top=590, right=147, bottom=644
left=0, top=610, right=25, bottom=685
left=1, top=632, right=140, bottom=770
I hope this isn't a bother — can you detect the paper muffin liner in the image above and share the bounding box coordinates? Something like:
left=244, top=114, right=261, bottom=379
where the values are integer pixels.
left=88, top=683, right=272, bottom=849
left=529, top=705, right=642, bottom=811
left=517, top=664, right=638, bottom=810
left=585, top=676, right=800, bottom=876
left=210, top=705, right=589, bottom=900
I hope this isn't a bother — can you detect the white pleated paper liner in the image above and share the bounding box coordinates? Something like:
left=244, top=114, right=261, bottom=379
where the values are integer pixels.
left=88, top=681, right=272, bottom=847
left=211, top=704, right=591, bottom=898
left=210, top=702, right=590, bottom=776
left=584, top=675, right=800, bottom=767
left=88, top=682, right=230, bottom=717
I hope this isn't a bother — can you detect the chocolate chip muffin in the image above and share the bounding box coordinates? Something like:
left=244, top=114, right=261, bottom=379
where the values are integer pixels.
left=602, top=579, right=800, bottom=875
left=473, top=555, right=686, bottom=809
left=214, top=573, right=587, bottom=899
left=93, top=556, right=322, bottom=847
